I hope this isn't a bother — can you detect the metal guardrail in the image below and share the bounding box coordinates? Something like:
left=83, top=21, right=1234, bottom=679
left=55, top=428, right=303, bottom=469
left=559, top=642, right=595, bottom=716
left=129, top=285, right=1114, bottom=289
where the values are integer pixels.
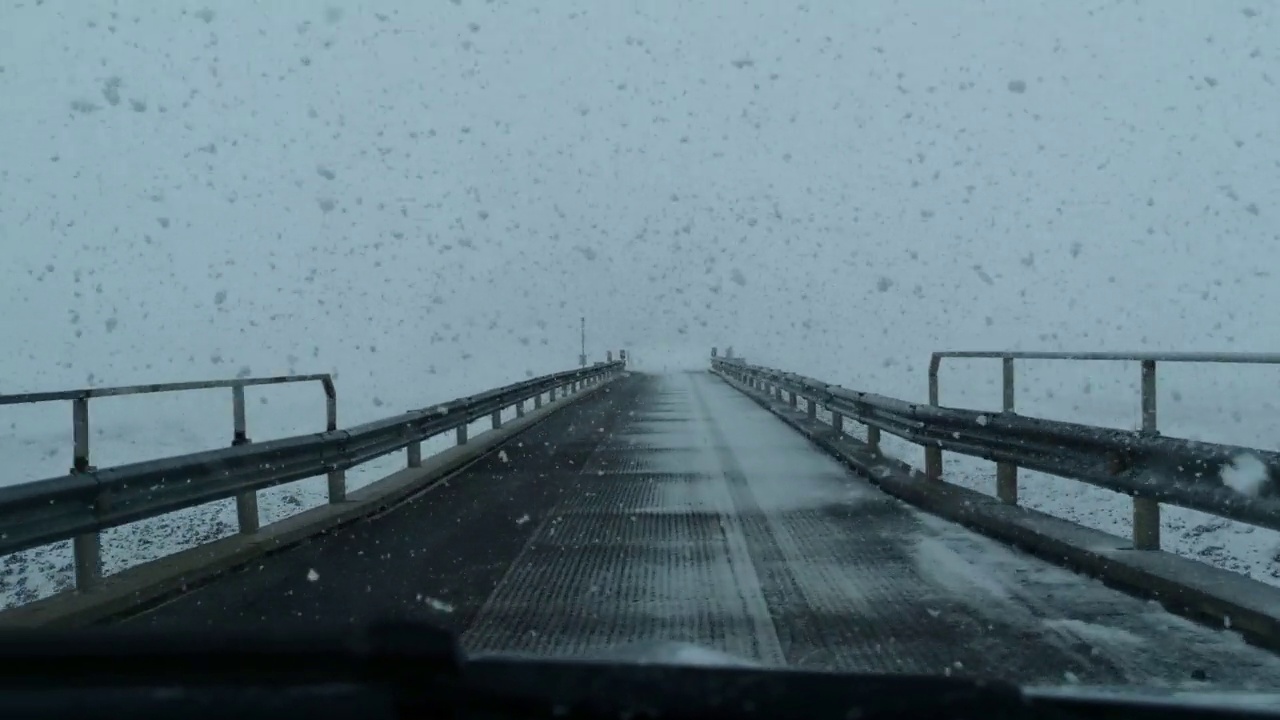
left=0, top=361, right=624, bottom=590
left=1, top=374, right=339, bottom=581
left=711, top=356, right=1280, bottom=553
left=929, top=351, right=1280, bottom=549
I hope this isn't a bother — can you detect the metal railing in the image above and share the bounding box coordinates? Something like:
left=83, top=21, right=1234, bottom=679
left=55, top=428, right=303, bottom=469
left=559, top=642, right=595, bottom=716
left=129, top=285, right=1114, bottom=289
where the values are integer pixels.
left=711, top=355, right=1280, bottom=553
left=929, top=351, right=1280, bottom=549
left=0, top=361, right=625, bottom=591
left=1, top=374, right=338, bottom=588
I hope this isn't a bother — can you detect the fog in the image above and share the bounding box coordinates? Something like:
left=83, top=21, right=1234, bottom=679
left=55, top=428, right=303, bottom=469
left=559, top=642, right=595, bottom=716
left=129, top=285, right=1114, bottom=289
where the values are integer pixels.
left=3, top=1, right=1279, bottom=482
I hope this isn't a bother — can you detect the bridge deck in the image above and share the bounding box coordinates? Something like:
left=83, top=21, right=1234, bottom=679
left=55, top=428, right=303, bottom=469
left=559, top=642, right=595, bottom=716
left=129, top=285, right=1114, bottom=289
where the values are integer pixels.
left=126, top=372, right=1280, bottom=687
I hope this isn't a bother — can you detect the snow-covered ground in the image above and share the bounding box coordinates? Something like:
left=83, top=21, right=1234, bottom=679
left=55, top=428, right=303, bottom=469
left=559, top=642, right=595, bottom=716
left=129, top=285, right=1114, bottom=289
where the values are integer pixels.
left=3, top=2, right=1279, bottom=608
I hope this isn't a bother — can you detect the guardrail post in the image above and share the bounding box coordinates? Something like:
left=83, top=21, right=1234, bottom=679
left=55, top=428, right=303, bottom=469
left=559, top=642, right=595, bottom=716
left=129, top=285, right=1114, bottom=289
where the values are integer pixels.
left=69, top=397, right=103, bottom=588
left=407, top=441, right=422, bottom=468
left=535, top=393, right=543, bottom=409
left=72, top=397, right=90, bottom=473
left=996, top=357, right=1018, bottom=505
left=230, top=385, right=260, bottom=534
left=549, top=387, right=557, bottom=402
left=925, top=355, right=943, bottom=481
left=327, top=469, right=347, bottom=503
left=1141, top=360, right=1158, bottom=434
left=788, top=390, right=797, bottom=408
left=516, top=399, right=526, bottom=418
left=73, top=527, right=102, bottom=591
left=323, top=379, right=346, bottom=503
left=854, top=400, right=881, bottom=454
left=1133, top=360, right=1161, bottom=550
left=831, top=410, right=843, bottom=436
left=235, top=491, right=260, bottom=535
left=806, top=396, right=816, bottom=420
left=231, top=385, right=249, bottom=445
left=1133, top=498, right=1160, bottom=551
left=491, top=409, right=502, bottom=430
left=457, top=423, right=469, bottom=445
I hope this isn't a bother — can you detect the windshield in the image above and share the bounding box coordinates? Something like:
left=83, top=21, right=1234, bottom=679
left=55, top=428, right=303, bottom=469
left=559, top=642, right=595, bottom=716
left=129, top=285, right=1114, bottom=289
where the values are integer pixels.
left=4, top=0, right=1280, bottom=704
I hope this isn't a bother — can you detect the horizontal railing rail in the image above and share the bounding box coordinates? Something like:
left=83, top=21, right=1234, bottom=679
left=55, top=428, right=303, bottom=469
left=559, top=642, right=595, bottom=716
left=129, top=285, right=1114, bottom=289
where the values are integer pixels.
left=0, top=361, right=625, bottom=591
left=711, top=356, right=1280, bottom=552
left=0, top=374, right=337, bottom=405
left=0, top=374, right=338, bottom=474
left=931, top=350, right=1280, bottom=364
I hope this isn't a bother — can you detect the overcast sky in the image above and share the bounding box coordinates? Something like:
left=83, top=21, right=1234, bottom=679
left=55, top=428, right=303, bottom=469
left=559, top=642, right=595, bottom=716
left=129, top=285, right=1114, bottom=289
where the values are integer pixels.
left=2, top=2, right=1277, bottom=454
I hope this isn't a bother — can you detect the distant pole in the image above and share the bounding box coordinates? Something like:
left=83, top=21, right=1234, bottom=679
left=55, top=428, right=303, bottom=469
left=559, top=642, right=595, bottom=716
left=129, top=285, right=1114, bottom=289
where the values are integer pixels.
left=578, top=316, right=586, bottom=367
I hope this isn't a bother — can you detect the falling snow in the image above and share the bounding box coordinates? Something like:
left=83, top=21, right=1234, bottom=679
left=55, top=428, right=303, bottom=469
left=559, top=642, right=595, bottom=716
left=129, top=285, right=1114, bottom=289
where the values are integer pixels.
left=1222, top=454, right=1271, bottom=497
left=421, top=595, right=454, bottom=613
left=2, top=0, right=1280, bottom=612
